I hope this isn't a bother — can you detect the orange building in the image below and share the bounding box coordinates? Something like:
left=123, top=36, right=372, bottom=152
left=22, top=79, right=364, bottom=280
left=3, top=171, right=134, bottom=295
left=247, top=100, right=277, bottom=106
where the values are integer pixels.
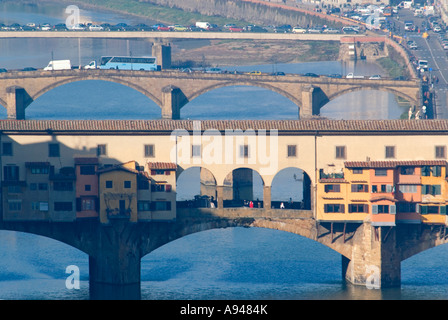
left=317, top=160, right=448, bottom=226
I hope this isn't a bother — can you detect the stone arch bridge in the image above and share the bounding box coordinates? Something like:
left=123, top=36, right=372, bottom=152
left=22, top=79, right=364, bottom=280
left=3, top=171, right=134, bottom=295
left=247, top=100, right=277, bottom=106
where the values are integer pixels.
left=0, top=69, right=421, bottom=120
left=1, top=209, right=446, bottom=299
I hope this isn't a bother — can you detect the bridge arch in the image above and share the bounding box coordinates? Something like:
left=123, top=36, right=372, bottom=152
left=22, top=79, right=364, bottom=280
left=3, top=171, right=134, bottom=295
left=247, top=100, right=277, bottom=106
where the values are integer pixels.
left=271, top=167, right=312, bottom=210
left=326, top=86, right=418, bottom=108
left=31, top=76, right=163, bottom=108
left=176, top=166, right=218, bottom=205
left=184, top=81, right=302, bottom=112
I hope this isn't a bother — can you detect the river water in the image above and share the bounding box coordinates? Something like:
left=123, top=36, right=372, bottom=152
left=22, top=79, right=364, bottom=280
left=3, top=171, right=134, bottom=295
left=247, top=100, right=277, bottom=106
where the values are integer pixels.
left=1, top=1, right=448, bottom=301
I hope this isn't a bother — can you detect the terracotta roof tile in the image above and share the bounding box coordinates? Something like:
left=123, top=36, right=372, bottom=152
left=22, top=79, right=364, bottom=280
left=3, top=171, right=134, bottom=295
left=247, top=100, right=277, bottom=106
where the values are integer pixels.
left=345, top=160, right=448, bottom=168
left=147, top=162, right=177, bottom=170
left=2, top=119, right=448, bottom=133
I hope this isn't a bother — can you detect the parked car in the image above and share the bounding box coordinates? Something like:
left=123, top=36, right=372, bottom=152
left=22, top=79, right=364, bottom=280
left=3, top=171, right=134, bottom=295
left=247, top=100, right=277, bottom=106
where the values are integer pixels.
left=369, top=75, right=382, bottom=80
left=0, top=68, right=7, bottom=73
left=136, top=24, right=154, bottom=31
left=248, top=70, right=262, bottom=75
left=323, top=28, right=341, bottom=34
left=271, top=71, right=285, bottom=76
left=21, top=67, right=37, bottom=71
left=292, top=26, right=307, bottom=33
left=229, top=26, right=244, bottom=32
left=302, top=72, right=319, bottom=77
left=248, top=26, right=268, bottom=33
left=172, top=24, right=188, bottom=31
left=89, top=24, right=104, bottom=31
left=274, top=25, right=291, bottom=33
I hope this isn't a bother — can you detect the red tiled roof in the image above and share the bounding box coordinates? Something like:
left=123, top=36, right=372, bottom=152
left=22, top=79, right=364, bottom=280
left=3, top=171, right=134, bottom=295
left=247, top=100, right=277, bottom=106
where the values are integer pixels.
left=345, top=160, right=448, bottom=168
left=2, top=119, right=448, bottom=134
left=147, top=162, right=177, bottom=170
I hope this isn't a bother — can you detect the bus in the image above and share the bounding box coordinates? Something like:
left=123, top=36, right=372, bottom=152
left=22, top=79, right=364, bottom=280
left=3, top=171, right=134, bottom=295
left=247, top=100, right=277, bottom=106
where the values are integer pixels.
left=99, top=56, right=158, bottom=71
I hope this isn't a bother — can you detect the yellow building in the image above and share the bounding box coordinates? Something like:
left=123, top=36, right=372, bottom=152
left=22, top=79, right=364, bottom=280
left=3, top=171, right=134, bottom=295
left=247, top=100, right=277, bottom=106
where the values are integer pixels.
left=98, top=162, right=139, bottom=224
left=419, top=162, right=447, bottom=225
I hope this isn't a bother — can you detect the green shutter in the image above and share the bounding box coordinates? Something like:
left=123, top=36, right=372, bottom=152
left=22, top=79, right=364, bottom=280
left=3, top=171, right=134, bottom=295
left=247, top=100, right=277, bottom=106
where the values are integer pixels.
left=440, top=206, right=447, bottom=215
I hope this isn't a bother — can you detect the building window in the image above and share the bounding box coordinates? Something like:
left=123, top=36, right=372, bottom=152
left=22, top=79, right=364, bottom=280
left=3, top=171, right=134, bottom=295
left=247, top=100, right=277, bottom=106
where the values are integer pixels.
left=53, top=181, right=73, bottom=191
left=144, top=144, right=155, bottom=157
left=80, top=165, right=96, bottom=175
left=348, top=204, right=368, bottom=213
left=324, top=184, right=340, bottom=192
left=374, top=169, right=388, bottom=176
left=398, top=202, right=416, bottom=213
left=240, top=145, right=249, bottom=158
left=192, top=145, right=201, bottom=158
left=8, top=200, right=22, bottom=211
left=422, top=184, right=441, bottom=195
left=351, top=184, right=369, bottom=192
left=287, top=145, right=297, bottom=157
left=153, top=201, right=172, bottom=211
left=54, top=202, right=73, bottom=211
left=48, top=143, right=60, bottom=157
left=124, top=181, right=131, bottom=189
left=97, top=144, right=107, bottom=156
left=422, top=165, right=441, bottom=177
left=419, top=205, right=442, bottom=214
left=335, top=146, right=346, bottom=159
left=85, top=184, right=91, bottom=191
left=398, top=185, right=417, bottom=193
left=31, top=167, right=49, bottom=174
left=4, top=165, right=19, bottom=181
left=324, top=203, right=345, bottom=213
left=2, top=142, right=12, bottom=156
left=7, top=185, right=21, bottom=193
left=372, top=204, right=394, bottom=214
left=138, top=201, right=151, bottom=211
left=385, top=146, right=395, bottom=159
left=353, top=168, right=363, bottom=174
left=81, top=198, right=96, bottom=211
left=435, top=146, right=446, bottom=159
left=400, top=167, right=415, bottom=175
left=38, top=183, right=48, bottom=190
left=105, top=180, right=113, bottom=188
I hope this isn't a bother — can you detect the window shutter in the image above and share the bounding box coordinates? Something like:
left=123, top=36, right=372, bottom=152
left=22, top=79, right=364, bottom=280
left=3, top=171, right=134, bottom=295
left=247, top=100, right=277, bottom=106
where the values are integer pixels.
left=166, top=184, right=172, bottom=192
left=364, top=204, right=369, bottom=213
left=441, top=206, right=447, bottom=215
left=76, top=198, right=81, bottom=211
left=341, top=204, right=345, bottom=213
left=348, top=204, right=352, bottom=213
left=151, top=170, right=156, bottom=175
left=390, top=205, right=396, bottom=215
left=372, top=205, right=378, bottom=214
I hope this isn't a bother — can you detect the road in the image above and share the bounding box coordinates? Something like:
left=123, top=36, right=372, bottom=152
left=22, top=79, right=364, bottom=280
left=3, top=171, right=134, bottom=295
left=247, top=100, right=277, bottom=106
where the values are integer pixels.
left=393, top=8, right=448, bottom=119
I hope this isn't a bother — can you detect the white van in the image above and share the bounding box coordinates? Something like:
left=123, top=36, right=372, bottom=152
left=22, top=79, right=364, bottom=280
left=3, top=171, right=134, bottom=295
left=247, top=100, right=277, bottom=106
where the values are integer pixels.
left=43, top=60, right=71, bottom=71
left=195, top=22, right=211, bottom=30
left=418, top=60, right=428, bottom=72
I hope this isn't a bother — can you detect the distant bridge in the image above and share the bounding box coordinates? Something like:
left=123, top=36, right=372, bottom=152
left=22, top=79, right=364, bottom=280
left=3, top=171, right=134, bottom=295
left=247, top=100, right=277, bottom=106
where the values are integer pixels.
left=0, top=30, right=365, bottom=41
left=1, top=69, right=421, bottom=120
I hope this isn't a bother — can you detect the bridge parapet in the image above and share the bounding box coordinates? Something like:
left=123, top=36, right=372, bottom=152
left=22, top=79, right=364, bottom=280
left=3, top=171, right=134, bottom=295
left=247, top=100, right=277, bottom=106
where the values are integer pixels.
left=0, top=69, right=422, bottom=120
